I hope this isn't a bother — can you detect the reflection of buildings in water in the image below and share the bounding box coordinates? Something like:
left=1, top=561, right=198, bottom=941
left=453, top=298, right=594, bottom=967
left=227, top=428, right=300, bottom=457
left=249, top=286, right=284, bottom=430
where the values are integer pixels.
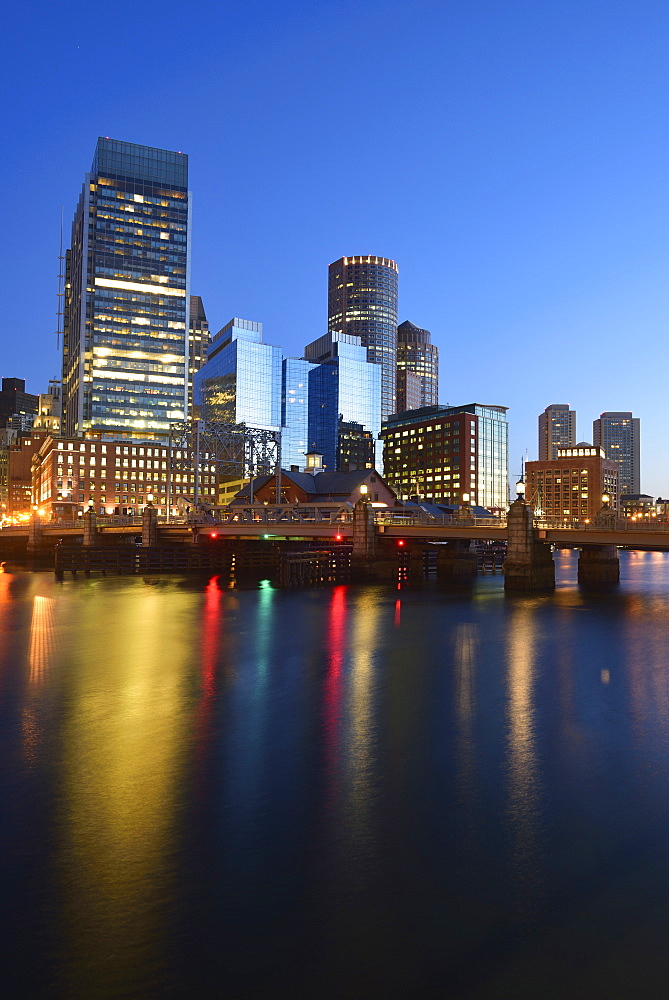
left=506, top=602, right=544, bottom=903
left=454, top=622, right=478, bottom=800
left=29, top=595, right=57, bottom=686
left=56, top=587, right=194, bottom=997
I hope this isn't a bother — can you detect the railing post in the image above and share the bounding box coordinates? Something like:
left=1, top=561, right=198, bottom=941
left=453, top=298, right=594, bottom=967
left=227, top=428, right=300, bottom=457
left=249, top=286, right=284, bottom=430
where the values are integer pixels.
left=142, top=501, right=158, bottom=547
left=82, top=507, right=97, bottom=547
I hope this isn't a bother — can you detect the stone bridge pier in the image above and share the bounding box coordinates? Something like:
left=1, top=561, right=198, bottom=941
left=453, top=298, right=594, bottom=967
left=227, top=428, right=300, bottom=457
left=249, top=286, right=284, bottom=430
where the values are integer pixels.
left=504, top=497, right=555, bottom=591
left=577, top=545, right=619, bottom=586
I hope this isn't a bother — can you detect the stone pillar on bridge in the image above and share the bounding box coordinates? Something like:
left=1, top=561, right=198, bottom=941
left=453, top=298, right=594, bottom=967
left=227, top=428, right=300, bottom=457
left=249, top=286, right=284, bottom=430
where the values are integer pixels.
left=26, top=512, right=43, bottom=553
left=352, top=499, right=376, bottom=561
left=142, top=502, right=158, bottom=548
left=504, top=497, right=555, bottom=591
left=82, top=507, right=97, bottom=547
left=436, top=540, right=478, bottom=583
left=577, top=545, right=619, bottom=587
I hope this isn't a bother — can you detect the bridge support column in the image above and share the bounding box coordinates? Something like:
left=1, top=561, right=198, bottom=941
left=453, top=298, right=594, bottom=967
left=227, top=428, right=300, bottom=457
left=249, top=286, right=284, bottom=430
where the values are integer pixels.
left=352, top=499, right=377, bottom=560
left=82, top=509, right=97, bottom=547
left=142, top=502, right=158, bottom=547
left=26, top=513, right=43, bottom=553
left=578, top=545, right=619, bottom=587
left=504, top=497, right=555, bottom=592
left=436, top=541, right=478, bottom=583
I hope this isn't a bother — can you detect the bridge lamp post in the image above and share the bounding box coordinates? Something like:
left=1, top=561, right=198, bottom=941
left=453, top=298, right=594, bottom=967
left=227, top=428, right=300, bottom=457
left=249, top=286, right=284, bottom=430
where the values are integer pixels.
left=515, top=479, right=526, bottom=499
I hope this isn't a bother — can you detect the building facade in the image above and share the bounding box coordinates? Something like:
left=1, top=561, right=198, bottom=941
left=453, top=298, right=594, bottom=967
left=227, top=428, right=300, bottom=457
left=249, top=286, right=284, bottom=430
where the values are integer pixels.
left=538, top=403, right=576, bottom=460
left=328, top=256, right=398, bottom=419
left=188, top=296, right=210, bottom=414
left=525, top=444, right=619, bottom=520
left=396, top=369, right=423, bottom=415
left=62, top=138, right=190, bottom=440
left=593, top=411, right=640, bottom=496
left=7, top=430, right=49, bottom=514
left=33, top=380, right=62, bottom=435
left=396, top=320, right=439, bottom=411
left=381, top=403, right=508, bottom=510
left=281, top=357, right=315, bottom=470
left=194, top=319, right=282, bottom=431
left=32, top=435, right=220, bottom=517
left=304, top=332, right=382, bottom=472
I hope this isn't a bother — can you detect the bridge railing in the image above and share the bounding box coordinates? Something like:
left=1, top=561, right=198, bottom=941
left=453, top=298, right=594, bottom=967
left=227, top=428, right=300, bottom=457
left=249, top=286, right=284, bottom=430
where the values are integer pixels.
left=189, top=503, right=355, bottom=526
left=535, top=517, right=669, bottom=532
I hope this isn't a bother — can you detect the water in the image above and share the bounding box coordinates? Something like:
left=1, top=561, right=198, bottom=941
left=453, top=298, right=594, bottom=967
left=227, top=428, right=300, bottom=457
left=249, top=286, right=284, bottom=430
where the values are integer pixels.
left=2, top=550, right=669, bottom=998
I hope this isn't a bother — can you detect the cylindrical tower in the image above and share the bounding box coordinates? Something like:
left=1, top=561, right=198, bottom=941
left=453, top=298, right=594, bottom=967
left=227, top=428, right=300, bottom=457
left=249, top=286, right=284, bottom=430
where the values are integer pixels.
left=328, top=255, right=398, bottom=419
left=396, top=320, right=439, bottom=411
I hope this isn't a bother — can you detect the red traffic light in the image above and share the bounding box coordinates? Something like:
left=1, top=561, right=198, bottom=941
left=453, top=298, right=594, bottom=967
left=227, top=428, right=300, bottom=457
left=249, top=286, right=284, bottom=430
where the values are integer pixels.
left=210, top=531, right=218, bottom=539
left=398, top=539, right=405, bottom=546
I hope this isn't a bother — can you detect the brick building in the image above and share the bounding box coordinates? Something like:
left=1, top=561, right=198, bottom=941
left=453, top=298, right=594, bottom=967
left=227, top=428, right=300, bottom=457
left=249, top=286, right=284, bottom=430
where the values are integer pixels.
left=525, top=444, right=619, bottom=521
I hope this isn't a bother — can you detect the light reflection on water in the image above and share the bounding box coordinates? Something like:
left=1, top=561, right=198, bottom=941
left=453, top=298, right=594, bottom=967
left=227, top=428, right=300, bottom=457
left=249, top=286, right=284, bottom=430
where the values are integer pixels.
left=2, top=556, right=669, bottom=997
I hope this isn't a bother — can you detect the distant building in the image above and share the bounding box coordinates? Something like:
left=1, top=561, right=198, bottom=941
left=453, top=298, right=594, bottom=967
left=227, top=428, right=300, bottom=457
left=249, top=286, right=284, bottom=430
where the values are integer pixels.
left=0, top=378, right=38, bottom=431
left=396, top=321, right=439, bottom=411
left=619, top=493, right=655, bottom=518
left=194, top=318, right=282, bottom=430
left=62, top=137, right=190, bottom=440
left=188, top=296, right=210, bottom=415
left=281, top=357, right=315, bottom=471
left=7, top=429, right=49, bottom=514
left=525, top=443, right=619, bottom=521
left=304, top=331, right=381, bottom=472
left=593, top=411, right=640, bottom=496
left=538, top=404, right=576, bottom=461
left=33, top=380, right=62, bottom=435
left=381, top=403, right=509, bottom=510
left=328, top=256, right=399, bottom=419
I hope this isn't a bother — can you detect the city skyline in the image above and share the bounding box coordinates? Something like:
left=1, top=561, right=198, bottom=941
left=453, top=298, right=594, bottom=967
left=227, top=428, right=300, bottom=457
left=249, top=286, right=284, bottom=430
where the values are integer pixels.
left=2, top=1, right=669, bottom=491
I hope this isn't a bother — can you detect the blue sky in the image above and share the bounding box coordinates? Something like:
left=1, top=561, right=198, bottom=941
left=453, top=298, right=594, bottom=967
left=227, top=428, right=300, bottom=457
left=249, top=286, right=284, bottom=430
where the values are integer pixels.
left=2, top=0, right=668, bottom=491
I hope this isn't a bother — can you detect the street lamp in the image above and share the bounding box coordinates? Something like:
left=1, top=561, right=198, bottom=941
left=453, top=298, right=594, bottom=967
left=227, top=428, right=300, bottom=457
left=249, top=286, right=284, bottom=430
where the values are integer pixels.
left=515, top=480, right=526, bottom=497
left=601, top=493, right=610, bottom=507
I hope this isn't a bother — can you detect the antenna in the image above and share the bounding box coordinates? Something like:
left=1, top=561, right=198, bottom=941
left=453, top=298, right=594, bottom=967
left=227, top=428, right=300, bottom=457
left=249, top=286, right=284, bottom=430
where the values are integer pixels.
left=56, top=207, right=64, bottom=351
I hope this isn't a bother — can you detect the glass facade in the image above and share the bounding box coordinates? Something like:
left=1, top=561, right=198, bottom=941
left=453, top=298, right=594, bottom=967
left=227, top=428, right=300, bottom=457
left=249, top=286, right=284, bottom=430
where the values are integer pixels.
left=281, top=358, right=315, bottom=469
left=62, top=138, right=190, bottom=440
left=593, top=412, right=640, bottom=496
left=188, top=296, right=210, bottom=414
left=328, top=256, right=398, bottom=420
left=396, top=321, right=439, bottom=411
left=306, top=335, right=382, bottom=472
left=194, top=319, right=282, bottom=431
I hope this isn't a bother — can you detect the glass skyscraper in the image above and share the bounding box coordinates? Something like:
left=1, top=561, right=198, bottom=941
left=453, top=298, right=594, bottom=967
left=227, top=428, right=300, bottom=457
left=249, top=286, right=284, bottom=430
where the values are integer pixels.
left=305, top=332, right=382, bottom=471
left=328, top=256, right=398, bottom=420
left=62, top=138, right=190, bottom=439
left=194, top=319, right=282, bottom=431
left=188, top=295, right=210, bottom=414
left=281, top=358, right=315, bottom=469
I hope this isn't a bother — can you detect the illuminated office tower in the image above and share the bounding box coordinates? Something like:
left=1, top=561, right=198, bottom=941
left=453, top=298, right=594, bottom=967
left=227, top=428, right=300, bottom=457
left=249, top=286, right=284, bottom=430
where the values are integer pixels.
left=62, top=138, right=190, bottom=439
left=328, top=256, right=398, bottom=419
left=396, top=321, right=439, bottom=412
left=593, top=411, right=640, bottom=496
left=538, top=403, right=576, bottom=460
left=188, top=296, right=210, bottom=414
left=281, top=357, right=316, bottom=470
left=193, top=319, right=282, bottom=431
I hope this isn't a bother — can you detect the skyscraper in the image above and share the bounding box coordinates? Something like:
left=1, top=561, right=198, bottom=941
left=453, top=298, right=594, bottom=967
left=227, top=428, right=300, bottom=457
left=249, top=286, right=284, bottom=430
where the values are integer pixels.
left=188, top=296, right=210, bottom=414
left=593, top=411, right=640, bottom=496
left=304, top=332, right=382, bottom=471
left=62, top=138, right=190, bottom=439
left=328, top=256, right=398, bottom=419
left=538, top=404, right=576, bottom=460
left=396, top=320, right=439, bottom=412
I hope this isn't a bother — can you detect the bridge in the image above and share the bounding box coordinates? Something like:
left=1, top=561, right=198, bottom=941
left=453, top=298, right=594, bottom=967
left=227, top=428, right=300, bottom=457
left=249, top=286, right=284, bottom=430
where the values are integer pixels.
left=2, top=498, right=668, bottom=588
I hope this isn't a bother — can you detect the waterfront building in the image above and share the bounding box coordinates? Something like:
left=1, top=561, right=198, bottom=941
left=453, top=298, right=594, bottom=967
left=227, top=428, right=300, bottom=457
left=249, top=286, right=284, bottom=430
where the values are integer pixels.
left=62, top=138, right=190, bottom=440
left=7, top=429, right=49, bottom=514
left=232, top=467, right=396, bottom=506
left=194, top=318, right=282, bottom=430
left=396, top=320, right=439, bottom=411
left=525, top=443, right=619, bottom=520
left=593, top=411, right=640, bottom=496
left=304, top=332, right=382, bottom=471
left=33, top=434, right=221, bottom=517
left=538, top=403, right=576, bottom=460
left=619, top=493, right=656, bottom=518
left=381, top=403, right=509, bottom=510
left=328, top=256, right=398, bottom=419
left=188, top=296, right=210, bottom=415
left=0, top=378, right=38, bottom=431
